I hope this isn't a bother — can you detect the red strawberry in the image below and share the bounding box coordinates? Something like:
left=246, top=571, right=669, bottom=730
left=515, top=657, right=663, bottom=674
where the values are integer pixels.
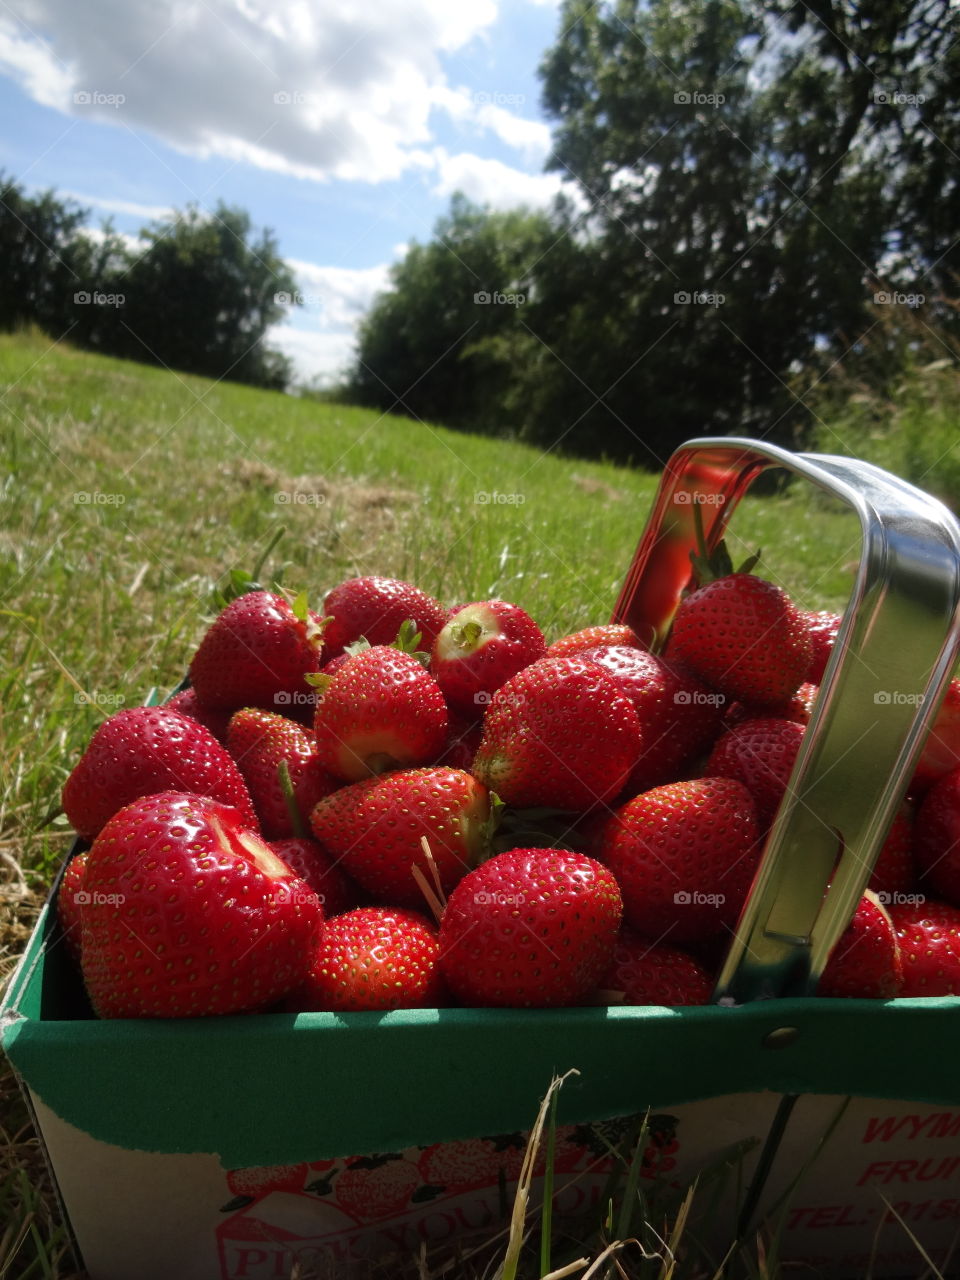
left=430, top=600, right=545, bottom=717
left=190, top=590, right=325, bottom=711
left=334, top=1156, right=421, bottom=1221
left=438, top=848, right=622, bottom=1008
left=81, top=791, right=322, bottom=1018
left=436, top=713, right=483, bottom=772
left=669, top=574, right=812, bottom=708
left=471, top=657, right=643, bottom=811
left=269, top=838, right=361, bottom=917
left=226, top=708, right=336, bottom=839
left=57, top=852, right=88, bottom=963
left=914, top=765, right=960, bottom=906
left=546, top=624, right=642, bottom=659
left=62, top=706, right=257, bottom=841
left=418, top=1135, right=529, bottom=1191
left=599, top=930, right=712, bottom=1006
left=286, top=907, right=442, bottom=1012
left=309, top=767, right=491, bottom=906
left=725, top=682, right=819, bottom=729
left=868, top=806, right=916, bottom=898
left=226, top=1164, right=309, bottom=1202
left=704, top=717, right=805, bottom=827
left=579, top=645, right=724, bottom=794
left=911, top=677, right=960, bottom=796
left=322, top=576, right=446, bottom=659
left=804, top=610, right=842, bottom=684
left=313, top=647, right=448, bottom=783
left=890, top=900, right=960, bottom=996
left=596, top=778, right=760, bottom=946
left=818, top=893, right=903, bottom=998
left=165, top=688, right=231, bottom=743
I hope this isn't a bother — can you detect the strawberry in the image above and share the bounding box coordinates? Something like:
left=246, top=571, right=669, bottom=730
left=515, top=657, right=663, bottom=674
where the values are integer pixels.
left=471, top=657, right=642, bottom=811
left=818, top=893, right=903, bottom=998
left=62, top=705, right=257, bottom=841
left=436, top=713, right=483, bottom=772
left=438, top=848, right=622, bottom=1008
left=430, top=600, right=546, bottom=716
left=334, top=1155, right=421, bottom=1221
left=868, top=806, right=916, bottom=898
left=313, top=646, right=448, bottom=783
left=546, top=624, right=642, bottom=659
left=596, top=778, right=760, bottom=946
left=81, top=791, right=322, bottom=1018
left=226, top=1163, right=309, bottom=1203
left=165, top=688, right=231, bottom=743
left=418, top=1135, right=529, bottom=1191
left=309, top=767, right=491, bottom=907
left=804, top=610, right=842, bottom=684
left=286, top=907, right=442, bottom=1012
left=579, top=645, right=724, bottom=795
left=725, top=682, right=819, bottom=729
left=322, top=576, right=446, bottom=659
left=598, top=930, right=712, bottom=1006
left=57, top=852, right=88, bottom=963
left=890, top=900, right=960, bottom=996
left=226, top=708, right=336, bottom=839
left=913, top=766, right=960, bottom=907
left=269, top=837, right=361, bottom=917
left=189, top=590, right=325, bottom=711
left=704, top=717, right=805, bottom=827
left=910, top=677, right=960, bottom=796
left=669, top=573, right=812, bottom=708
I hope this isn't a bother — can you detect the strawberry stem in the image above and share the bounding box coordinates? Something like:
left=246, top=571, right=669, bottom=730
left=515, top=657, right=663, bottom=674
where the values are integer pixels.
left=277, top=759, right=306, bottom=838
left=688, top=495, right=761, bottom=585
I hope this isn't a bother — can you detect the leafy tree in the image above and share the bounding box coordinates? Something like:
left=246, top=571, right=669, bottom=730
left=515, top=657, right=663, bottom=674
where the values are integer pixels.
left=0, top=175, right=89, bottom=334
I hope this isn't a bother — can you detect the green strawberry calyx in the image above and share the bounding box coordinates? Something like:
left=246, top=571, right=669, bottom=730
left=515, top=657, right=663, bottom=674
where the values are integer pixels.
left=688, top=500, right=761, bottom=586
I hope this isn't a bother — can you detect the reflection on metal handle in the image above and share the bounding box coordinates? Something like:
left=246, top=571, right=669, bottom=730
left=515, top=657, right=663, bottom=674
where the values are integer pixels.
left=612, top=438, right=960, bottom=1003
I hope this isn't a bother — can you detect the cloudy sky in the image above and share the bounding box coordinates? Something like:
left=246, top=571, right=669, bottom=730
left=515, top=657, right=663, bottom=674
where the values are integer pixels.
left=0, top=0, right=566, bottom=384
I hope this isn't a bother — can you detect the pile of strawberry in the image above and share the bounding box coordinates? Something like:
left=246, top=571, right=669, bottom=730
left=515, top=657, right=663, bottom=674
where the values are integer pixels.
left=57, top=562, right=960, bottom=1019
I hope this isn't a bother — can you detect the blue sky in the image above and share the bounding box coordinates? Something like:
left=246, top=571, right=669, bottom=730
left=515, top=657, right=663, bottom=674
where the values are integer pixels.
left=0, top=0, right=566, bottom=383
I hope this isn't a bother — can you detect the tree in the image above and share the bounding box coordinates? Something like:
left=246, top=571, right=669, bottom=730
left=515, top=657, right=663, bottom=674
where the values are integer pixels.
left=0, top=175, right=89, bottom=334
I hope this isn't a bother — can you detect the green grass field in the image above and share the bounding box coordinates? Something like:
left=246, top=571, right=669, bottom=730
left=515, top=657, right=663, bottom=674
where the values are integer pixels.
left=0, top=330, right=872, bottom=1278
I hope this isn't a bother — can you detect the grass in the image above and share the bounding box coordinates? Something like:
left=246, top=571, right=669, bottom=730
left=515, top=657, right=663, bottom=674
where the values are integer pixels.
left=0, top=328, right=882, bottom=1277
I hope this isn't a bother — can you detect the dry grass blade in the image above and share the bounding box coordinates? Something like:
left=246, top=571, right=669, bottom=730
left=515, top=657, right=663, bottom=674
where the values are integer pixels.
left=880, top=1197, right=946, bottom=1280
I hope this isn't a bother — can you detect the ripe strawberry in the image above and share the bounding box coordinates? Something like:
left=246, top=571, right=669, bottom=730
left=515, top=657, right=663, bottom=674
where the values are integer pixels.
left=322, top=576, right=446, bottom=659
left=804, top=610, right=842, bottom=684
left=890, top=900, right=960, bottom=996
left=725, top=682, right=819, bottom=729
left=669, top=574, right=812, bottom=708
left=313, top=647, right=448, bottom=783
left=62, top=706, right=257, bottom=841
left=418, top=1135, right=529, bottom=1191
left=579, top=645, right=724, bottom=794
left=910, top=677, right=960, bottom=796
left=226, top=708, right=336, bottom=839
left=269, top=837, right=361, bottom=917
left=430, top=600, right=546, bottom=717
left=190, top=590, right=325, bottom=710
left=165, top=688, right=231, bottom=743
left=438, top=848, right=622, bottom=1008
left=81, top=791, right=322, bottom=1018
left=471, top=657, right=642, bottom=811
left=868, top=806, right=916, bottom=898
left=309, top=767, right=491, bottom=907
left=913, top=766, right=960, bottom=907
left=596, top=778, right=760, bottom=946
left=334, top=1155, right=421, bottom=1221
left=286, top=907, right=442, bottom=1012
left=57, top=852, right=88, bottom=963
left=599, top=930, right=712, bottom=1006
left=226, top=1163, right=309, bottom=1203
left=704, top=717, right=805, bottom=827
left=818, top=893, right=903, bottom=998
left=546, top=624, right=642, bottom=659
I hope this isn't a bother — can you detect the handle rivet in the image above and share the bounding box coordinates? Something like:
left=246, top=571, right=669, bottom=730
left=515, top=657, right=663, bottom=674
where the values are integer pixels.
left=763, top=1026, right=800, bottom=1050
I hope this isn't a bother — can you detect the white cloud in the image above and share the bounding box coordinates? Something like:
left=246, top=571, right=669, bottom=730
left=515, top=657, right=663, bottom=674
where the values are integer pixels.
left=268, top=324, right=356, bottom=387
left=432, top=83, right=551, bottom=164
left=62, top=191, right=172, bottom=220
left=431, top=150, right=564, bottom=209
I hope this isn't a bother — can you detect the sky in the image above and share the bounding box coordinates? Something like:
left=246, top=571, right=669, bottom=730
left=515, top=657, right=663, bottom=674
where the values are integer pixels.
left=0, top=0, right=567, bottom=385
